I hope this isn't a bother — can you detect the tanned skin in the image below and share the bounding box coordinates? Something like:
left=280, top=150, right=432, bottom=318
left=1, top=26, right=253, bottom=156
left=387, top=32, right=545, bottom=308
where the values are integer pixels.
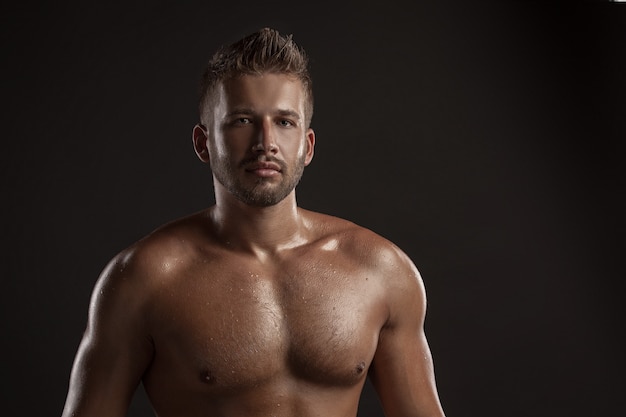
left=61, top=74, right=446, bottom=417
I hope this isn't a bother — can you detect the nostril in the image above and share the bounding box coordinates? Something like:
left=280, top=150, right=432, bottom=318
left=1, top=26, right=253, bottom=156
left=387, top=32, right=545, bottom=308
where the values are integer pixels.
left=251, top=142, right=278, bottom=153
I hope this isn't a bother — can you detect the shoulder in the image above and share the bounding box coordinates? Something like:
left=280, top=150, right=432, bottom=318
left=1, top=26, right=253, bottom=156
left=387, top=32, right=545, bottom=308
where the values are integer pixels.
left=303, top=209, right=422, bottom=283
left=303, top=209, right=426, bottom=320
left=305, top=209, right=416, bottom=267
left=121, top=209, right=210, bottom=272
left=92, top=210, right=210, bottom=307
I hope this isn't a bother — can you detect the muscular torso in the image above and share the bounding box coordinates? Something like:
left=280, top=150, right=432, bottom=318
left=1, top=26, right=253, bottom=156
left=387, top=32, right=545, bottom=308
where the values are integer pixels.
left=137, top=211, right=391, bottom=417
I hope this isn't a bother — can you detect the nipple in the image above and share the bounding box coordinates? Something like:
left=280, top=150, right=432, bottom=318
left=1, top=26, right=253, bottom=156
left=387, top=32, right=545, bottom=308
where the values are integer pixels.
left=355, top=361, right=366, bottom=374
left=202, top=370, right=216, bottom=384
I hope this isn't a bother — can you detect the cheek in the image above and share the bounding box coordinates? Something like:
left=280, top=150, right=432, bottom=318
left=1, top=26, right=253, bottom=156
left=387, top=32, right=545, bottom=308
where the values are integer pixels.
left=282, top=135, right=307, bottom=158
left=206, top=140, right=221, bottom=161
left=213, top=142, right=229, bottom=160
left=209, top=137, right=240, bottom=161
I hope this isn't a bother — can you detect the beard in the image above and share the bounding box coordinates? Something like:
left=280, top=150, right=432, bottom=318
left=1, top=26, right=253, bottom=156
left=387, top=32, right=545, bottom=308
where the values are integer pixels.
left=211, top=153, right=306, bottom=207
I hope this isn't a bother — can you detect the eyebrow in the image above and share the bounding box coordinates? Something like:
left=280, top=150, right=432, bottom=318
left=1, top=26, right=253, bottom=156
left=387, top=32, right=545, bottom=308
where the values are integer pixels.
left=224, top=108, right=301, bottom=120
left=276, top=109, right=301, bottom=120
left=224, top=107, right=254, bottom=118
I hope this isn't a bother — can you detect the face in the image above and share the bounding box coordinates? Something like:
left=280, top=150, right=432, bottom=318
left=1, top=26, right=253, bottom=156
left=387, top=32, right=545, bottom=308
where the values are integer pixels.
left=194, top=73, right=315, bottom=207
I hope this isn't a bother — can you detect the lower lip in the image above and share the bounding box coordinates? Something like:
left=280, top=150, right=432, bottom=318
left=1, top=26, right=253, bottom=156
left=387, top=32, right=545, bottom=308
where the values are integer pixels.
left=248, top=169, right=280, bottom=178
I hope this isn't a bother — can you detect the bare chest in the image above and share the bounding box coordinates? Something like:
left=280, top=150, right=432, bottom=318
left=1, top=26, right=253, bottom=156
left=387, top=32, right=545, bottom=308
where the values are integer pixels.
left=146, top=255, right=387, bottom=391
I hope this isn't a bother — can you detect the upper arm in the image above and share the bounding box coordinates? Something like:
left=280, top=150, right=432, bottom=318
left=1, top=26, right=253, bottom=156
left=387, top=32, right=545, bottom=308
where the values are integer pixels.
left=369, top=249, right=445, bottom=417
left=62, top=251, right=155, bottom=417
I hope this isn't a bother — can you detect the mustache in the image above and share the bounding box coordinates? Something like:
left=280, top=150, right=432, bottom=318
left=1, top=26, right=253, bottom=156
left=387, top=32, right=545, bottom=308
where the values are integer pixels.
left=239, top=156, right=287, bottom=171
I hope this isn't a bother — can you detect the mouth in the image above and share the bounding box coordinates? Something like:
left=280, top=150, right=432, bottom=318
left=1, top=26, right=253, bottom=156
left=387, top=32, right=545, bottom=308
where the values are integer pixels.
left=243, top=160, right=283, bottom=177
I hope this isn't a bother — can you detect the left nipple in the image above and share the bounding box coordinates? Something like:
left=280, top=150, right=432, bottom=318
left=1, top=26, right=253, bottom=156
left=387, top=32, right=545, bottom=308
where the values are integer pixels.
left=202, top=370, right=216, bottom=384
left=355, top=361, right=366, bottom=374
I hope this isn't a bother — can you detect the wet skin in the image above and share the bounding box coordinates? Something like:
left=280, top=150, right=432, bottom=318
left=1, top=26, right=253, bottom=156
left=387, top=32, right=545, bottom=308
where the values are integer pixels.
left=61, top=74, right=445, bottom=417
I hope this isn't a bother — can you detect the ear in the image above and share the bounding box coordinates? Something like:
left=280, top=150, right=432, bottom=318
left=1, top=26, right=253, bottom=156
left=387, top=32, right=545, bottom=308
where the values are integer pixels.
left=192, top=124, right=211, bottom=163
left=304, top=128, right=315, bottom=166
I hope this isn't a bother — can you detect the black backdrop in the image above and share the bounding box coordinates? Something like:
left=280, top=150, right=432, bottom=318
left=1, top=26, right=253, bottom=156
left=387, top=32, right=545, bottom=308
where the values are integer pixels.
left=2, top=1, right=624, bottom=416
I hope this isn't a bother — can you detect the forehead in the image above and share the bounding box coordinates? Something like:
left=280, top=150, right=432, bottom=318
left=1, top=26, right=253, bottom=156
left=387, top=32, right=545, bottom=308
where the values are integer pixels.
left=214, top=73, right=306, bottom=114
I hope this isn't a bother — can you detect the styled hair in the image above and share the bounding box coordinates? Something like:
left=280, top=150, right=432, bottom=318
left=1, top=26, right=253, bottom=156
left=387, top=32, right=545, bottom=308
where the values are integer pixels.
left=199, top=27, right=314, bottom=127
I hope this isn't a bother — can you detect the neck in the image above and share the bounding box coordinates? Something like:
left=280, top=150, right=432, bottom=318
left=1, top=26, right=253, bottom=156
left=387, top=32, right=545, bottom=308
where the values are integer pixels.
left=209, top=183, right=308, bottom=257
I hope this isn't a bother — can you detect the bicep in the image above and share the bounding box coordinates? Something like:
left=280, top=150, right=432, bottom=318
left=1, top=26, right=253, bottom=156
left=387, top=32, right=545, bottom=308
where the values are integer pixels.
left=369, top=261, right=445, bottom=417
left=62, top=259, right=154, bottom=417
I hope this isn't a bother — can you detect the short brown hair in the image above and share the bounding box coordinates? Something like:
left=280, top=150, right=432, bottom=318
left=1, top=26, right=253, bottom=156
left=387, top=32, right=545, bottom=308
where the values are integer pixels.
left=199, top=27, right=314, bottom=127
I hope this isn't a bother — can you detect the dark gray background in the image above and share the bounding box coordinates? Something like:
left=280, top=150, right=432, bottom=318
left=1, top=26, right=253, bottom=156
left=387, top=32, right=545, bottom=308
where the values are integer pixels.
left=2, top=1, right=624, bottom=416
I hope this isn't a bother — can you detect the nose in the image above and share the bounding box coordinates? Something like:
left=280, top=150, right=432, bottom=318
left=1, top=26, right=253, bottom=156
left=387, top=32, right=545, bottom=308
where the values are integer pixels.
left=252, top=118, right=278, bottom=155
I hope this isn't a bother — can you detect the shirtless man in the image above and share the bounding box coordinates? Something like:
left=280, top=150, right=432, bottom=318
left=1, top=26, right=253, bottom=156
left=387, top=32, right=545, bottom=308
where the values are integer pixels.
left=61, top=28, right=446, bottom=417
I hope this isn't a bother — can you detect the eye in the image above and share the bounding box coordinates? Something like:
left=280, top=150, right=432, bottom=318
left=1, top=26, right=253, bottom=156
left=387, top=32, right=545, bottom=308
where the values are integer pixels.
left=226, top=117, right=252, bottom=128
left=278, top=119, right=294, bottom=127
